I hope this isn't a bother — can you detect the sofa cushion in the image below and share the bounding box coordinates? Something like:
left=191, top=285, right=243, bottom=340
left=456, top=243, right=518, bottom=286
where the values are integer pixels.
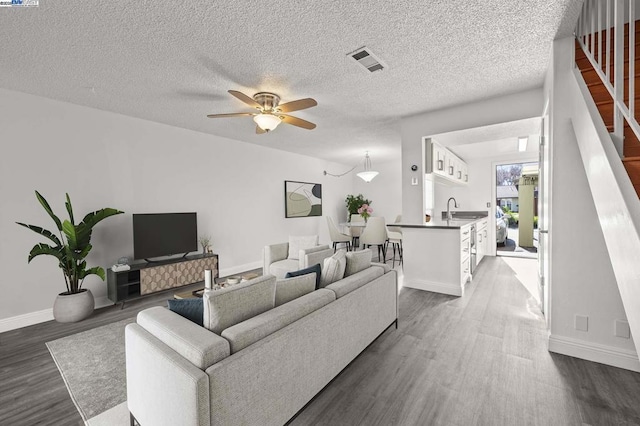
left=287, top=235, right=318, bottom=260
left=285, top=263, right=322, bottom=290
left=203, top=275, right=276, bottom=335
left=221, top=289, right=336, bottom=353
left=325, top=266, right=384, bottom=298
left=344, top=249, right=372, bottom=277
left=269, top=258, right=299, bottom=279
left=167, top=298, right=204, bottom=326
left=275, top=273, right=316, bottom=306
left=320, top=249, right=346, bottom=287
left=137, top=306, right=230, bottom=369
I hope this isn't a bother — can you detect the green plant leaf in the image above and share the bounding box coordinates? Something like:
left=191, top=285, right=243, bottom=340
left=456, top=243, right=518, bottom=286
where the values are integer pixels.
left=15, top=222, right=62, bottom=246
left=62, top=220, right=80, bottom=250
left=65, top=193, right=74, bottom=225
left=81, top=266, right=105, bottom=281
left=28, top=243, right=64, bottom=263
left=35, top=191, right=62, bottom=232
left=80, top=208, right=124, bottom=229
left=75, top=243, right=92, bottom=260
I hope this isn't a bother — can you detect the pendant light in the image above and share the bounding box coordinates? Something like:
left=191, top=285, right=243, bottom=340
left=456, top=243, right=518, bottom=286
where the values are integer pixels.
left=356, top=152, right=379, bottom=183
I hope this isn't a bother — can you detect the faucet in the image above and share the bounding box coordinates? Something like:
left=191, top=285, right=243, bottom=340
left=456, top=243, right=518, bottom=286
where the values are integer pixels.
left=447, top=197, right=458, bottom=220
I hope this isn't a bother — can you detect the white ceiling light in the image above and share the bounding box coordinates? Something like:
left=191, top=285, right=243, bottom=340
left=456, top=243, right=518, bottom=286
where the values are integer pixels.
left=253, top=113, right=282, bottom=132
left=323, top=151, right=380, bottom=182
left=518, top=136, right=528, bottom=152
left=356, top=152, right=379, bottom=183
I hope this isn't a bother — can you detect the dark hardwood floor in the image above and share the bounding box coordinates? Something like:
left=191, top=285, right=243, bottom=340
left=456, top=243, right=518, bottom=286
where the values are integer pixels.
left=1, top=258, right=639, bottom=425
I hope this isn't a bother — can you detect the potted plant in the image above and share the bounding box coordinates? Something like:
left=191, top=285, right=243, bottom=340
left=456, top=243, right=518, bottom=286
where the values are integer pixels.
left=345, top=194, right=372, bottom=221
left=17, top=191, right=124, bottom=323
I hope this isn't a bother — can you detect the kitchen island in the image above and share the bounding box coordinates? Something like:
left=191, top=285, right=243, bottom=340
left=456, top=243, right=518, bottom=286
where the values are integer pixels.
left=397, top=216, right=488, bottom=296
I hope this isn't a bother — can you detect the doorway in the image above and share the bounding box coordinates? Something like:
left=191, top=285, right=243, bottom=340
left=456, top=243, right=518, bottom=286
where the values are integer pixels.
left=495, top=162, right=538, bottom=259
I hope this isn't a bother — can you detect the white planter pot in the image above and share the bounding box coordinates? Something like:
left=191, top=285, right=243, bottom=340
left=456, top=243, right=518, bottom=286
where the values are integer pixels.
left=53, top=289, right=95, bottom=323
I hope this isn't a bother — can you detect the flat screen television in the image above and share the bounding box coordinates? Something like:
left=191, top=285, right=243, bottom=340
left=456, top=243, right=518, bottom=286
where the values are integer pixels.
left=133, top=213, right=197, bottom=260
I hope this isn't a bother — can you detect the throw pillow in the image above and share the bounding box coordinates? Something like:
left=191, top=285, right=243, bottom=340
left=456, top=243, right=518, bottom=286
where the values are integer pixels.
left=288, top=235, right=319, bottom=260
left=285, top=263, right=322, bottom=289
left=275, top=273, right=316, bottom=306
left=167, top=298, right=204, bottom=326
left=320, top=249, right=347, bottom=287
left=203, top=275, right=276, bottom=334
left=344, top=249, right=372, bottom=277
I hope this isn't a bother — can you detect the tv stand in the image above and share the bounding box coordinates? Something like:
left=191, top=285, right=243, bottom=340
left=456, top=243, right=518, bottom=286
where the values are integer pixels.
left=107, top=253, right=218, bottom=305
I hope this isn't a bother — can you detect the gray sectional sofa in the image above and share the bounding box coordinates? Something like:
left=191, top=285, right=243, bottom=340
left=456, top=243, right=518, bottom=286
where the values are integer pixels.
left=125, top=256, right=397, bottom=426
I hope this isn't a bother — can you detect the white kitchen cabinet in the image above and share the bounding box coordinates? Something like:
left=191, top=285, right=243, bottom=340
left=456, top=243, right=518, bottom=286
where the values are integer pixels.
left=476, top=218, right=488, bottom=265
left=400, top=222, right=473, bottom=296
left=424, top=138, right=469, bottom=185
left=430, top=141, right=448, bottom=177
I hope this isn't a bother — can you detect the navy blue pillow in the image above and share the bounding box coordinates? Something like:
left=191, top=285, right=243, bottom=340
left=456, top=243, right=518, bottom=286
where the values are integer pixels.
left=285, top=263, right=322, bottom=290
left=167, top=298, right=204, bottom=326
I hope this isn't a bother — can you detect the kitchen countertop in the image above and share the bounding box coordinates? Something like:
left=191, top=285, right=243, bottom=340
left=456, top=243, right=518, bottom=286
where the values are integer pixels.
left=396, top=217, right=487, bottom=229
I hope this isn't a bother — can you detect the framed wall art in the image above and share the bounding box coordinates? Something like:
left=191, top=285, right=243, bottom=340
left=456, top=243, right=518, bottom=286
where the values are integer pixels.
left=284, top=180, right=322, bottom=218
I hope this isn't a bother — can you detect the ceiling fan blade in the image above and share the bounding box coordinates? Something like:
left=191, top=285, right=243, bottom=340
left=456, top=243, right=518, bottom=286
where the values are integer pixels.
left=256, top=125, right=267, bottom=134
left=276, top=98, right=317, bottom=113
left=280, top=114, right=316, bottom=130
left=228, top=90, right=261, bottom=109
left=206, top=112, right=255, bottom=118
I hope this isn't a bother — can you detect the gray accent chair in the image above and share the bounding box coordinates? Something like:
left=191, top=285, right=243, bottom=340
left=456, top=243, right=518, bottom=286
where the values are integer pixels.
left=263, top=242, right=333, bottom=278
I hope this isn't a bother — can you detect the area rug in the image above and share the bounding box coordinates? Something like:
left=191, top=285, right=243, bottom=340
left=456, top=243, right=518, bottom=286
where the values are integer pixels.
left=46, top=317, right=135, bottom=424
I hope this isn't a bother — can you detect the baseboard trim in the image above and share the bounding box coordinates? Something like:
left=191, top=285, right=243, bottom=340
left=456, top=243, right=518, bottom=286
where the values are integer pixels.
left=402, top=278, right=463, bottom=297
left=220, top=261, right=262, bottom=279
left=94, top=296, right=113, bottom=309
left=548, top=334, right=640, bottom=372
left=1, top=261, right=264, bottom=333
left=0, top=308, right=54, bottom=333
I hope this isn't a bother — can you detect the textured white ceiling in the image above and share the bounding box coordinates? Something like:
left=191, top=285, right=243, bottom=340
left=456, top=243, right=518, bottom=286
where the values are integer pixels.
left=0, top=0, right=581, bottom=164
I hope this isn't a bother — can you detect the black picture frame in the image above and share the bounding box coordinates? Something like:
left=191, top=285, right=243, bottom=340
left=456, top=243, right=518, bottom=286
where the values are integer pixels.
left=284, top=180, right=323, bottom=218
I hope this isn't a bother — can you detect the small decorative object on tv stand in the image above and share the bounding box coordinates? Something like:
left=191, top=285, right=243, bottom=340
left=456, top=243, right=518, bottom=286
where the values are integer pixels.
left=107, top=253, right=218, bottom=307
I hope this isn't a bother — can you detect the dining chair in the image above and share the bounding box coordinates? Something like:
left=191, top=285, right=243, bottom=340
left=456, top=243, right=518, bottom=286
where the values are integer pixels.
left=350, top=214, right=364, bottom=248
left=386, top=215, right=403, bottom=267
left=360, top=216, right=388, bottom=262
left=326, top=216, right=352, bottom=252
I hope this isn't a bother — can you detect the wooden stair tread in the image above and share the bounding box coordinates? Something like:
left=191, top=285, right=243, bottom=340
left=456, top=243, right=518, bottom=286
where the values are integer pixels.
left=622, top=156, right=640, bottom=162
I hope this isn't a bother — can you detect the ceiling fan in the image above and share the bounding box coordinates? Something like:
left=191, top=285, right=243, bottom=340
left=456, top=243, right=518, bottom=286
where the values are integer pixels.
left=207, top=90, right=317, bottom=134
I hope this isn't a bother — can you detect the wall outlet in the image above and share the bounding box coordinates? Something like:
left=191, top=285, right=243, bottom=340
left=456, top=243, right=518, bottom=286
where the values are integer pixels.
left=575, top=315, right=588, bottom=332
left=615, top=319, right=631, bottom=338
left=486, top=202, right=491, bottom=208
left=411, top=177, right=418, bottom=186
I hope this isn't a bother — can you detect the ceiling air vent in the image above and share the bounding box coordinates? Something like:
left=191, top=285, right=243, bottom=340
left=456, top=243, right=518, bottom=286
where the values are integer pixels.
left=348, top=47, right=386, bottom=73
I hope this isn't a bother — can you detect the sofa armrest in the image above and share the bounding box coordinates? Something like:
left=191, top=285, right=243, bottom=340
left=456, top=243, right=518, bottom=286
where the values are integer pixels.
left=371, top=262, right=391, bottom=273
left=264, top=242, right=289, bottom=274
left=137, top=306, right=230, bottom=370
left=301, top=245, right=333, bottom=269
left=126, top=323, right=210, bottom=426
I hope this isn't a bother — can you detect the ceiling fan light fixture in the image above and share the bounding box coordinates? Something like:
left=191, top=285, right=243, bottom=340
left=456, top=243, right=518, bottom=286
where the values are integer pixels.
left=357, top=151, right=379, bottom=183
left=253, top=113, right=282, bottom=131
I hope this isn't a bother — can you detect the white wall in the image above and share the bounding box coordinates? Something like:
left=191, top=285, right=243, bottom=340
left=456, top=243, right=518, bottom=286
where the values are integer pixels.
left=351, top=159, right=402, bottom=224
left=0, top=88, right=352, bottom=324
left=400, top=89, right=544, bottom=223
left=546, top=38, right=638, bottom=370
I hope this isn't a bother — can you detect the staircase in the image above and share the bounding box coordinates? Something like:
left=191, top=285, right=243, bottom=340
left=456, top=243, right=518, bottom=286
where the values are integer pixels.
left=575, top=22, right=640, bottom=196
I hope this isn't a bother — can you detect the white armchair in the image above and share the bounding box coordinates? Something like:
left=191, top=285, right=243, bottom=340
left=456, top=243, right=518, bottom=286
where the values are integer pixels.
left=263, top=239, right=333, bottom=279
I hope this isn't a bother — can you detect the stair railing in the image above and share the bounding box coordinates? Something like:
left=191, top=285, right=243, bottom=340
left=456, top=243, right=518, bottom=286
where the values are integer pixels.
left=576, top=0, right=640, bottom=150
